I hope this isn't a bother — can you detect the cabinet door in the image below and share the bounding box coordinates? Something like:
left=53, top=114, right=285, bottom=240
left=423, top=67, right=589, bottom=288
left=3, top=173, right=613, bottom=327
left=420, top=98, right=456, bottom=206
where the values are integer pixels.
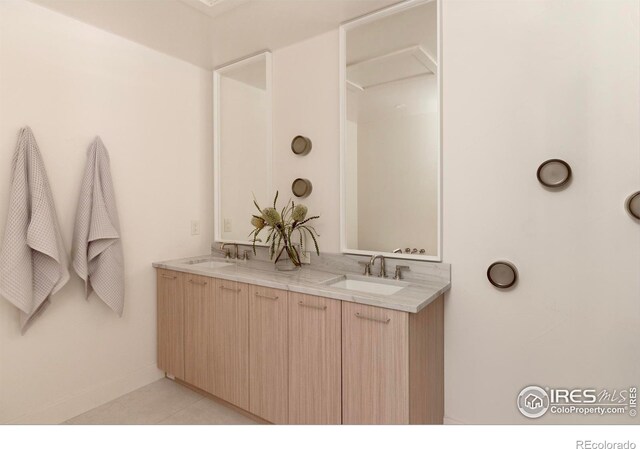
left=288, top=292, right=342, bottom=424
left=157, top=269, right=184, bottom=379
left=342, top=302, right=410, bottom=424
left=211, top=279, right=249, bottom=409
left=249, top=285, right=288, bottom=424
left=184, top=273, right=214, bottom=393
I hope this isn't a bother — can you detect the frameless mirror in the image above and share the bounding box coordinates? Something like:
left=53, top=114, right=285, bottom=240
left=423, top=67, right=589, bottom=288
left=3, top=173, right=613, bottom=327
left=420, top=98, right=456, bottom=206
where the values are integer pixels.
left=341, top=0, right=441, bottom=261
left=214, top=52, right=272, bottom=244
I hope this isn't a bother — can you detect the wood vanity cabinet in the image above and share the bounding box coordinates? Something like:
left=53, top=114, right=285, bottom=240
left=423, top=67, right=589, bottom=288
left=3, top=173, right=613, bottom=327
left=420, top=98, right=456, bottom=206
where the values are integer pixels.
left=183, top=273, right=213, bottom=392
left=156, top=269, right=185, bottom=379
left=342, top=299, right=444, bottom=424
left=288, top=292, right=342, bottom=425
left=156, top=268, right=444, bottom=425
left=180, top=273, right=250, bottom=410
left=248, top=285, right=289, bottom=424
left=211, top=279, right=249, bottom=410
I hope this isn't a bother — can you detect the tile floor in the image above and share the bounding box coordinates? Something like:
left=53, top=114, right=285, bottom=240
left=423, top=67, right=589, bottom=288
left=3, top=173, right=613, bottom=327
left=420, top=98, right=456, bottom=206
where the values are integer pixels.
left=65, top=378, right=260, bottom=425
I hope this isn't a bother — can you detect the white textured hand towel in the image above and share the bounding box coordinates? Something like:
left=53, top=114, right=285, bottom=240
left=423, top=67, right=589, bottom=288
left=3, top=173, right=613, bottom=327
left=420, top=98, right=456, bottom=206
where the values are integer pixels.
left=0, top=127, right=70, bottom=332
left=72, top=137, right=124, bottom=316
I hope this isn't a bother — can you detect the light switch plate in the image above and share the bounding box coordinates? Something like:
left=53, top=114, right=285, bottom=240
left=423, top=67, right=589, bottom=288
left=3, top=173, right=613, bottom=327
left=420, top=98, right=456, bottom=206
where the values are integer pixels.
left=224, top=218, right=232, bottom=232
left=190, top=220, right=200, bottom=236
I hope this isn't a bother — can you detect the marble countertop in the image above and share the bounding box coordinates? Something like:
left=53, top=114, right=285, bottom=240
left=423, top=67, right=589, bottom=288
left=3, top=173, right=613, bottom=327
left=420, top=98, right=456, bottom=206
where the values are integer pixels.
left=153, top=255, right=450, bottom=313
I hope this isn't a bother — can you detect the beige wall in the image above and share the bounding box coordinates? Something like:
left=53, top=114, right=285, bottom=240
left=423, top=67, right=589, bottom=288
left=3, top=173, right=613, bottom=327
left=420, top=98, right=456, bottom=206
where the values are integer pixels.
left=0, top=0, right=213, bottom=423
left=272, top=31, right=341, bottom=253
left=442, top=0, right=639, bottom=424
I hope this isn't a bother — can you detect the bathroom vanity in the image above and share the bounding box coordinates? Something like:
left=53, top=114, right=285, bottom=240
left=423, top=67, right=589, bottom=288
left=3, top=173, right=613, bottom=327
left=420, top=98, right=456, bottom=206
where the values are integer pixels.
left=154, top=255, right=449, bottom=425
left=155, top=0, right=448, bottom=426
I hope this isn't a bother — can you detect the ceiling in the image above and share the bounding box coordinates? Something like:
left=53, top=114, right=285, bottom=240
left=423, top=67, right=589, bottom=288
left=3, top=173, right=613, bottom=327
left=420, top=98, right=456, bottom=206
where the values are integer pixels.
left=345, top=0, right=438, bottom=123
left=30, top=0, right=401, bottom=69
left=178, top=0, right=251, bottom=18
left=347, top=75, right=437, bottom=124
left=346, top=0, right=437, bottom=65
left=220, top=53, right=267, bottom=90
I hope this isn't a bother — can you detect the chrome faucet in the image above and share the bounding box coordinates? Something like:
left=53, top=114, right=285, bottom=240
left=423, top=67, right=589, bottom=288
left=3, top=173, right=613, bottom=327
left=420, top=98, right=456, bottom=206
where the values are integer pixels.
left=220, top=243, right=238, bottom=259
left=369, top=254, right=387, bottom=278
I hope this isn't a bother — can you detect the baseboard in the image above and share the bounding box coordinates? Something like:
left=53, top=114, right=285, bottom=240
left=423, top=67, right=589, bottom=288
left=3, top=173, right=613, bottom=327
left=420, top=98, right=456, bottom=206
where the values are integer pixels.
left=443, top=415, right=467, bottom=425
left=6, top=363, right=164, bottom=424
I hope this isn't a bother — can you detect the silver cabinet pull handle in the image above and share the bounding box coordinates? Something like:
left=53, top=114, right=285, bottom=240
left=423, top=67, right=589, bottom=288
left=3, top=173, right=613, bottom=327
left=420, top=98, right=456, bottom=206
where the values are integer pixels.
left=160, top=274, right=177, bottom=279
left=355, top=312, right=390, bottom=324
left=219, top=285, right=241, bottom=292
left=298, top=300, right=327, bottom=311
left=188, top=279, right=207, bottom=286
left=255, top=292, right=278, bottom=300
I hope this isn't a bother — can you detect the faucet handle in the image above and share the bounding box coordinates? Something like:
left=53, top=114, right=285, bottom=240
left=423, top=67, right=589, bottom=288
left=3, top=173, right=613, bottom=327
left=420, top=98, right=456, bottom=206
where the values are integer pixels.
left=394, top=265, right=410, bottom=280
left=214, top=245, right=231, bottom=259
left=358, top=261, right=372, bottom=276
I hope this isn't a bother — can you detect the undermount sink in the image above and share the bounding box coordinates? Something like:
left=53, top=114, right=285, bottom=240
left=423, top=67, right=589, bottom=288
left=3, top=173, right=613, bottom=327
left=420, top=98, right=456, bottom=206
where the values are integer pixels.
left=324, top=275, right=408, bottom=296
left=185, top=259, right=234, bottom=269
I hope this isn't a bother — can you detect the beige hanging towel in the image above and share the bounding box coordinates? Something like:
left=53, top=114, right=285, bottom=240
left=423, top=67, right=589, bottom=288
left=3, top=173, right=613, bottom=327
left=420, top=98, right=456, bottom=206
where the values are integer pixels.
left=0, top=127, right=70, bottom=332
left=72, top=137, right=124, bottom=316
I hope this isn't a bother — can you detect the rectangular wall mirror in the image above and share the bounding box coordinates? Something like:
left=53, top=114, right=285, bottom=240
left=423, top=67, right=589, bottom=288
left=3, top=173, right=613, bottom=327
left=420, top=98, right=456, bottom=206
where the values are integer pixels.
left=214, top=51, right=272, bottom=244
left=340, top=0, right=441, bottom=261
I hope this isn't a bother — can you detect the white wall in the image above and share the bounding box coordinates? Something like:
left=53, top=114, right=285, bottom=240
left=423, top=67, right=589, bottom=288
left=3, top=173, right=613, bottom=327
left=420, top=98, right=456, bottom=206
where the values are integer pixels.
left=272, top=31, right=341, bottom=253
left=442, top=0, right=640, bottom=424
left=268, top=1, right=640, bottom=424
left=0, top=0, right=213, bottom=424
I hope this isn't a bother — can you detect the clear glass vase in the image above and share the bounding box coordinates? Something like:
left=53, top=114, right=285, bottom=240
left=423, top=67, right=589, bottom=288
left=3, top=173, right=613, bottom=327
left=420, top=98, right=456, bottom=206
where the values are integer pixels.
left=274, top=258, right=301, bottom=271
left=274, top=246, right=302, bottom=271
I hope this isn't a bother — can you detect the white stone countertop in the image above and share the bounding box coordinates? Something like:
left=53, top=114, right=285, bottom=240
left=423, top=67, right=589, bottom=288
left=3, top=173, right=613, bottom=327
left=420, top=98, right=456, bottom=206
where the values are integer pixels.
left=153, top=255, right=450, bottom=313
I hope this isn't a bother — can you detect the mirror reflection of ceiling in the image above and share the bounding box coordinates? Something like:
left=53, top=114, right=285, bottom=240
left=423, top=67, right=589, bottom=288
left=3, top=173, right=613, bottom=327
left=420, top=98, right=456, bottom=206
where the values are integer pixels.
left=347, top=76, right=437, bottom=124
left=31, top=0, right=399, bottom=69
left=221, top=58, right=267, bottom=90
left=346, top=1, right=437, bottom=91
